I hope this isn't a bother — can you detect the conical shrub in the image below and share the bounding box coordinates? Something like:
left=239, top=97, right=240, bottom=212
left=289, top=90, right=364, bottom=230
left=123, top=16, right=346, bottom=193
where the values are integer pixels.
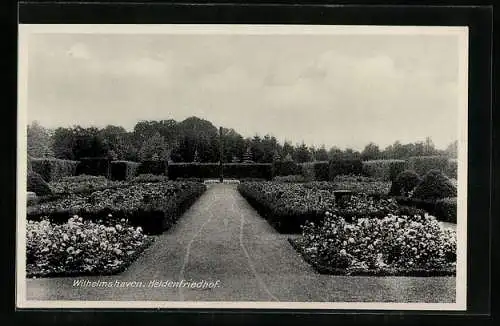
left=413, top=169, right=457, bottom=200
left=389, top=170, right=422, bottom=197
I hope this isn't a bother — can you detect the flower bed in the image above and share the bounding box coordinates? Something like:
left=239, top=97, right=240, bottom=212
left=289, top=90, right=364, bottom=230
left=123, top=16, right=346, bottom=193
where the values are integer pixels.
left=27, top=182, right=207, bottom=234
left=290, top=213, right=456, bottom=276
left=49, top=175, right=129, bottom=196
left=238, top=181, right=417, bottom=233
left=238, top=182, right=336, bottom=232
left=27, top=216, right=154, bottom=278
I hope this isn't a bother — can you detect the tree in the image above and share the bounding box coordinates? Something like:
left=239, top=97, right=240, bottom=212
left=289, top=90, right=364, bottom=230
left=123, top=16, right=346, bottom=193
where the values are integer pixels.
left=328, top=146, right=344, bottom=160
left=445, top=140, right=458, bottom=158
left=52, top=127, right=75, bottom=160
left=361, top=142, right=380, bottom=161
left=282, top=140, right=295, bottom=159
left=242, top=146, right=253, bottom=163
left=250, top=135, right=265, bottom=163
left=294, top=142, right=312, bottom=163
left=424, top=136, right=437, bottom=155
left=139, top=131, right=168, bottom=161
left=27, top=121, right=54, bottom=158
left=315, top=145, right=329, bottom=161
left=172, top=117, right=219, bottom=162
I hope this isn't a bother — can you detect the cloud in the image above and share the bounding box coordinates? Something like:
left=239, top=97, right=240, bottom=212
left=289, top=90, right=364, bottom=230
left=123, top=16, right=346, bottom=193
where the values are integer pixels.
left=26, top=33, right=461, bottom=150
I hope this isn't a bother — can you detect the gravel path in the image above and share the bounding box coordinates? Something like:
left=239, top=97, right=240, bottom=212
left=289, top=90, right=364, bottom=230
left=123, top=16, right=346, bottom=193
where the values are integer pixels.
left=26, top=184, right=455, bottom=302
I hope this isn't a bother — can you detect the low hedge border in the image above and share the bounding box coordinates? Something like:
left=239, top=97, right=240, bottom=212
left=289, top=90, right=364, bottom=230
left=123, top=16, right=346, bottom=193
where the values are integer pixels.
left=26, top=237, right=155, bottom=278
left=238, top=188, right=320, bottom=233
left=394, top=196, right=457, bottom=223
left=27, top=183, right=207, bottom=235
left=288, top=238, right=456, bottom=276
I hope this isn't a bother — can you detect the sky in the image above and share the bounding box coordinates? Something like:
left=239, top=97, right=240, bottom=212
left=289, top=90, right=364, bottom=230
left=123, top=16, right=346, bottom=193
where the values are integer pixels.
left=24, top=28, right=464, bottom=151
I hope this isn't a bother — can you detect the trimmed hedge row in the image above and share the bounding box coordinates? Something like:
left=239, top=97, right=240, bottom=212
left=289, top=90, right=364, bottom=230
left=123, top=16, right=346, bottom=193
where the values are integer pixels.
left=301, top=161, right=330, bottom=181
left=76, top=157, right=111, bottom=178
left=110, top=161, right=140, bottom=181
left=272, top=161, right=302, bottom=176
left=223, top=163, right=273, bottom=180
left=394, top=196, right=457, bottom=223
left=407, top=156, right=449, bottom=176
left=31, top=158, right=79, bottom=182
left=329, top=160, right=363, bottom=180
left=168, top=163, right=273, bottom=180
left=27, top=182, right=207, bottom=235
left=138, top=160, right=168, bottom=176
left=362, top=159, right=408, bottom=181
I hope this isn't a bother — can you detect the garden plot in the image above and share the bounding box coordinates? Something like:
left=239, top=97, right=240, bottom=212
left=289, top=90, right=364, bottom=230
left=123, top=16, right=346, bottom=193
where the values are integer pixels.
left=238, top=178, right=457, bottom=276
left=26, top=179, right=206, bottom=278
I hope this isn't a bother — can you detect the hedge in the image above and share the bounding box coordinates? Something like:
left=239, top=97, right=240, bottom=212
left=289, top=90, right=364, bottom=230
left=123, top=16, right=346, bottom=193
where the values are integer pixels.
left=301, top=161, right=330, bottom=181
left=413, top=170, right=457, bottom=200
left=31, top=158, right=79, bottom=182
left=110, top=161, right=140, bottom=181
left=223, top=163, right=273, bottom=180
left=362, top=159, right=408, bottom=181
left=137, top=160, right=168, bottom=176
left=272, top=161, right=302, bottom=177
left=76, top=157, right=111, bottom=178
left=329, top=159, right=363, bottom=180
left=406, top=156, right=449, bottom=176
left=27, top=171, right=53, bottom=196
left=27, top=182, right=207, bottom=235
left=389, top=170, right=422, bottom=197
left=394, top=196, right=457, bottom=223
left=168, top=163, right=273, bottom=180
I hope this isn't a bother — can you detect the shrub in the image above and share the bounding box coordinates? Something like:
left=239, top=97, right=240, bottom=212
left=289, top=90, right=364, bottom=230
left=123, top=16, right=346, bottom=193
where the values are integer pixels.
left=301, top=161, right=330, bottom=181
left=389, top=170, right=422, bottom=197
left=434, top=197, right=457, bottom=223
left=297, top=213, right=456, bottom=274
left=110, top=161, right=140, bottom=181
left=273, top=175, right=306, bottom=183
left=76, top=157, right=111, bottom=178
left=413, top=170, right=457, bottom=200
left=26, top=216, right=153, bottom=277
left=329, top=159, right=363, bottom=180
left=131, top=174, right=169, bottom=183
left=407, top=156, right=449, bottom=176
left=27, top=171, right=53, bottom=196
left=445, top=159, right=458, bottom=179
left=137, top=160, right=167, bottom=176
left=362, top=160, right=408, bottom=181
left=31, top=158, right=79, bottom=182
left=272, top=160, right=302, bottom=177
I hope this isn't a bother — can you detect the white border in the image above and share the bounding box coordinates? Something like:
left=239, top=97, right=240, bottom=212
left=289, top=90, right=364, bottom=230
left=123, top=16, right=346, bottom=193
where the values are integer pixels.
left=16, top=24, right=469, bottom=310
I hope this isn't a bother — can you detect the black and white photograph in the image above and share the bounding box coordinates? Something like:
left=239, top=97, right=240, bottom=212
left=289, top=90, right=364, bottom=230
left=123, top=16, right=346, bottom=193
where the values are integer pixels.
left=17, top=24, right=468, bottom=309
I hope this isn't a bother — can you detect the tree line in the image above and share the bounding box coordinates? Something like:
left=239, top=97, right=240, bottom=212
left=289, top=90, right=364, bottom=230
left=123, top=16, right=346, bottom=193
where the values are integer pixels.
left=27, top=116, right=458, bottom=163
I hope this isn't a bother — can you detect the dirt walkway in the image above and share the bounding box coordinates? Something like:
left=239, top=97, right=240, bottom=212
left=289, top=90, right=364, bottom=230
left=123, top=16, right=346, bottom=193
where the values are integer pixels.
left=26, top=184, right=455, bottom=302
